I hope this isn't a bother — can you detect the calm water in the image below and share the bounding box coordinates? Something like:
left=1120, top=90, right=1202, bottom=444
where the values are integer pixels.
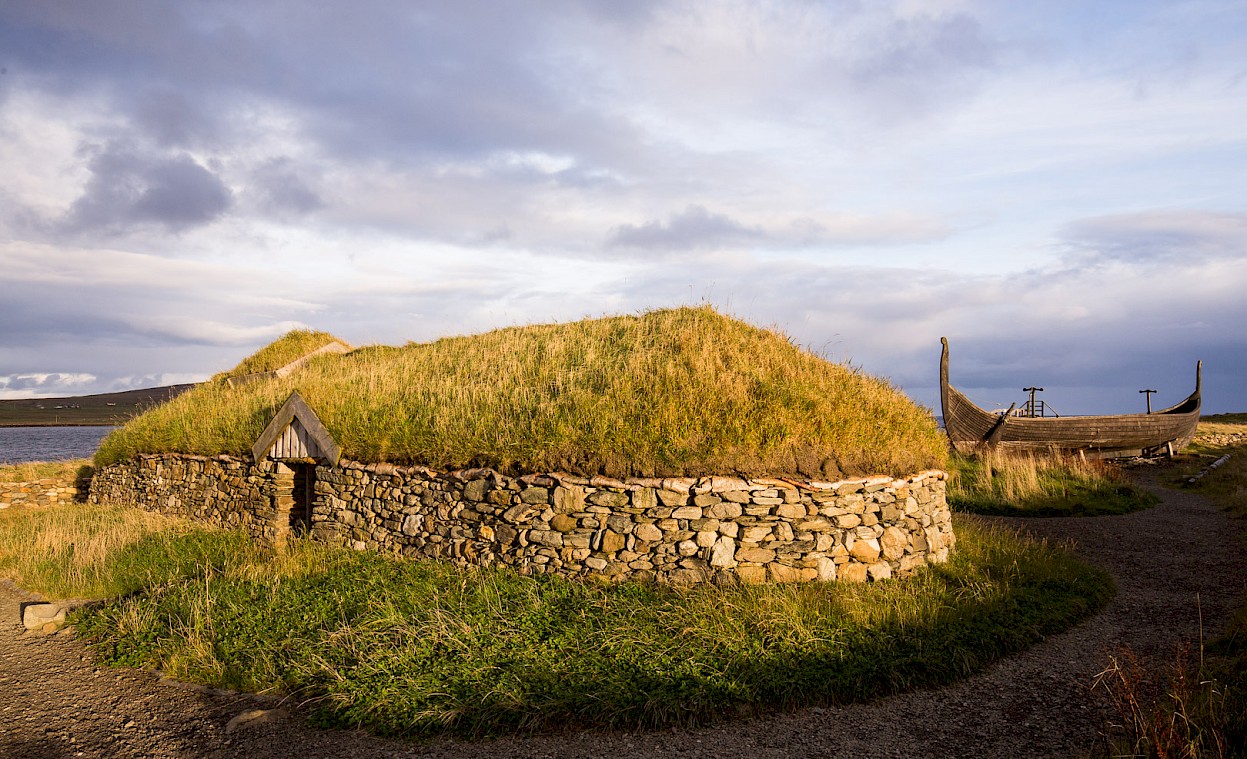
left=0, top=426, right=116, bottom=464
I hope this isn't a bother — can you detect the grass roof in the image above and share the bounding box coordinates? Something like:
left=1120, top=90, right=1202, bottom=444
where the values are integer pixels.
left=212, top=329, right=341, bottom=381
left=96, top=307, right=948, bottom=477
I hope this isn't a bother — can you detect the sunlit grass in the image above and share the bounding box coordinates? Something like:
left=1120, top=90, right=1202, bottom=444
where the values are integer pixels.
left=0, top=501, right=251, bottom=599
left=1, top=499, right=1112, bottom=738
left=947, top=449, right=1157, bottom=516
left=0, top=459, right=91, bottom=484
left=0, top=505, right=1107, bottom=737
left=97, top=307, right=948, bottom=478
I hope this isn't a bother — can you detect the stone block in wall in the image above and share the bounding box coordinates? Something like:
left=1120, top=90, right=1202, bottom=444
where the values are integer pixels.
left=655, top=489, right=686, bottom=507
left=588, top=490, right=628, bottom=508
left=630, top=488, right=656, bottom=511
left=553, top=485, right=586, bottom=513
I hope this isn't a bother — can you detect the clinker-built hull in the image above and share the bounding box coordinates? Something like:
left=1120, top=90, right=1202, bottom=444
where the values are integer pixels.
left=939, top=338, right=1201, bottom=458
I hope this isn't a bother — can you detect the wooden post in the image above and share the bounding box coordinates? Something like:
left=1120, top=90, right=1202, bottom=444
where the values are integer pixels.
left=1139, top=388, right=1157, bottom=414
left=1023, top=387, right=1044, bottom=417
left=272, top=462, right=295, bottom=544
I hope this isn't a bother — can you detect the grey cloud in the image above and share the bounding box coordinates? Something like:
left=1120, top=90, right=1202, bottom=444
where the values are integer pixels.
left=60, top=142, right=232, bottom=234
left=1061, top=210, right=1247, bottom=264
left=0, top=373, right=96, bottom=393
left=0, top=272, right=321, bottom=396
left=0, top=1, right=263, bottom=94
left=1, top=1, right=644, bottom=174
left=132, top=88, right=221, bottom=148
left=0, top=281, right=147, bottom=350
left=606, top=207, right=949, bottom=255
left=249, top=158, right=325, bottom=216
left=609, top=205, right=763, bottom=251
left=816, top=10, right=1001, bottom=122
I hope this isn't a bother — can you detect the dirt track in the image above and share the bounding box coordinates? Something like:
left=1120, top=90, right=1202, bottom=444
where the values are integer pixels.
left=2, top=470, right=1244, bottom=758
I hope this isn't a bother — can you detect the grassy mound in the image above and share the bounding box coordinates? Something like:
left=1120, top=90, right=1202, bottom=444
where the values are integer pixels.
left=212, top=329, right=341, bottom=381
left=96, top=307, right=947, bottom=478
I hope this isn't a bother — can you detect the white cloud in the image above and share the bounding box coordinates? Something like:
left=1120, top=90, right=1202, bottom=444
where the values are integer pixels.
left=0, top=373, right=98, bottom=400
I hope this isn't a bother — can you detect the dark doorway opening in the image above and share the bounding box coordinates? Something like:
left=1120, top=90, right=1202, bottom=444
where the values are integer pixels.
left=290, top=463, right=316, bottom=536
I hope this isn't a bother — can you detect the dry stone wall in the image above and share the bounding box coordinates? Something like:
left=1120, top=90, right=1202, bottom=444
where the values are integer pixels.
left=89, top=454, right=283, bottom=542
left=313, top=463, right=952, bottom=584
left=0, top=474, right=90, bottom=510
left=90, top=454, right=954, bottom=584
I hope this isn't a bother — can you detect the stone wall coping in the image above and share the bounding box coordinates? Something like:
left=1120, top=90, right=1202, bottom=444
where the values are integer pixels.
left=125, top=452, right=947, bottom=494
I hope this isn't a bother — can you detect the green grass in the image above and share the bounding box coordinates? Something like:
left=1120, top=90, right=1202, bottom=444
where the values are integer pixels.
left=97, top=307, right=948, bottom=478
left=2, top=509, right=1105, bottom=738
left=0, top=501, right=252, bottom=599
left=947, top=450, right=1158, bottom=517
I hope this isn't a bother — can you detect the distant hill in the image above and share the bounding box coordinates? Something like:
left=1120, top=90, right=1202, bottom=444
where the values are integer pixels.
left=0, top=385, right=196, bottom=427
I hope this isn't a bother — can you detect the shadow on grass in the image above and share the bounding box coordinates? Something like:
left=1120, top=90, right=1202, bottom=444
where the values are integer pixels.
left=74, top=519, right=1113, bottom=739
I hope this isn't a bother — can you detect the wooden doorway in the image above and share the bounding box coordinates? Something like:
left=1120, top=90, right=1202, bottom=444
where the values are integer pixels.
left=290, top=462, right=315, bottom=536
left=274, top=461, right=317, bottom=540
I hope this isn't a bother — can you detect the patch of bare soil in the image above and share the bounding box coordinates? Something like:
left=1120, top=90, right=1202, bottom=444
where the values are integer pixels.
left=2, top=469, right=1244, bottom=758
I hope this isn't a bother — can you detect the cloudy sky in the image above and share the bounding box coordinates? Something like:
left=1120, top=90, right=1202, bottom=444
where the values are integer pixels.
left=2, top=0, right=1244, bottom=416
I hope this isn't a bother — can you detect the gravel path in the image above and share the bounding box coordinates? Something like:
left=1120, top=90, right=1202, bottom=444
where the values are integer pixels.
left=2, top=471, right=1244, bottom=758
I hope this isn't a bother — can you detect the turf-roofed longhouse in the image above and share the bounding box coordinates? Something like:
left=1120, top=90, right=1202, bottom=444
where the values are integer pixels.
left=90, top=307, right=956, bottom=585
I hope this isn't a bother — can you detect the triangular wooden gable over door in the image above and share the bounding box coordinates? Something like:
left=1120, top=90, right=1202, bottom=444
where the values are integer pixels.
left=251, top=391, right=341, bottom=464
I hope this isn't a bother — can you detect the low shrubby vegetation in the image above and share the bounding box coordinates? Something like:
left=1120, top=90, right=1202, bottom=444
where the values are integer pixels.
left=946, top=449, right=1157, bottom=517
left=1179, top=414, right=1247, bottom=518
left=1094, top=642, right=1238, bottom=759
left=97, top=307, right=948, bottom=478
left=1185, top=412, right=1247, bottom=457
left=1, top=500, right=1110, bottom=738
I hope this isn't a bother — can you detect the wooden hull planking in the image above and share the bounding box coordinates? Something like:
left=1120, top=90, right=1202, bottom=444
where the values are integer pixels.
left=939, top=338, right=1201, bottom=457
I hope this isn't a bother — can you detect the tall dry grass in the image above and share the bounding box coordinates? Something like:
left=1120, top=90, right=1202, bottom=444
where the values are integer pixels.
left=0, top=459, right=90, bottom=483
left=0, top=502, right=184, bottom=598
left=1095, top=643, right=1233, bottom=759
left=98, top=307, right=948, bottom=478
left=947, top=449, right=1156, bottom=516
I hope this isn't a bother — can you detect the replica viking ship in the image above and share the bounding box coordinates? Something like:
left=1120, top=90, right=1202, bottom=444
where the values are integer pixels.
left=939, top=337, right=1202, bottom=458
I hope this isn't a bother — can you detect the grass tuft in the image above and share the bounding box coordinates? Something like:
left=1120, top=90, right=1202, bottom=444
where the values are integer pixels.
left=947, top=450, right=1157, bottom=517
left=1095, top=642, right=1238, bottom=758
left=97, top=307, right=948, bottom=478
